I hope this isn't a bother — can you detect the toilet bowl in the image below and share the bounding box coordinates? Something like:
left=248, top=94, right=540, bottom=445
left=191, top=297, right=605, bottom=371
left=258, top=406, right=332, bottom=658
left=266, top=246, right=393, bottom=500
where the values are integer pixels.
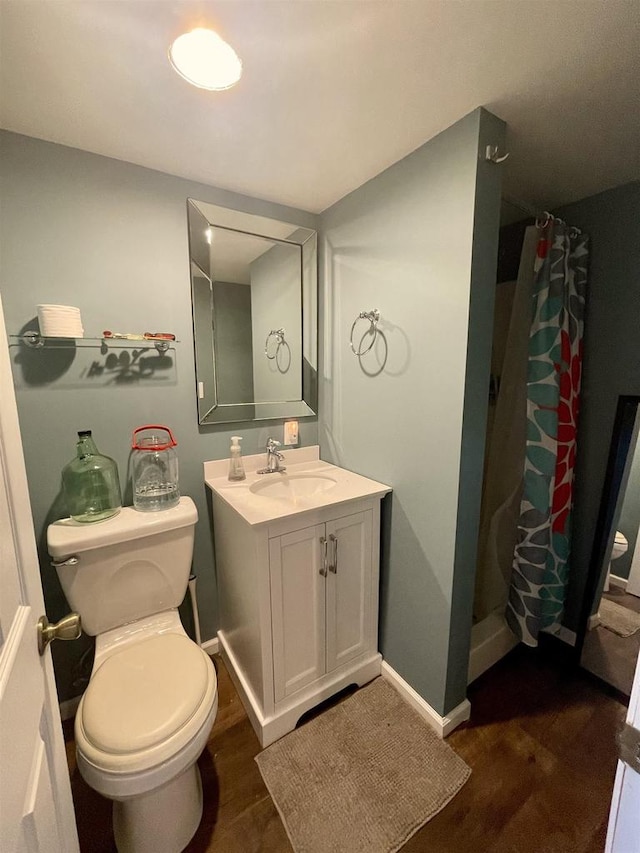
left=604, top=531, right=629, bottom=592
left=48, top=497, right=217, bottom=853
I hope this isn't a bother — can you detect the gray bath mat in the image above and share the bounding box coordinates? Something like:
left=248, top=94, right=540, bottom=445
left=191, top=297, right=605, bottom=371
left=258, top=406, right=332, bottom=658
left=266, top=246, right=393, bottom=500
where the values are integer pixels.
left=255, top=677, right=470, bottom=853
left=600, top=598, right=640, bottom=637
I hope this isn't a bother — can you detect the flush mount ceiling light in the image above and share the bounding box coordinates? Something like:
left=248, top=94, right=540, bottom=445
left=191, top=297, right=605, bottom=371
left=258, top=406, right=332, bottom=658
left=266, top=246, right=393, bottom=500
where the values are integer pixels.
left=169, top=27, right=242, bottom=91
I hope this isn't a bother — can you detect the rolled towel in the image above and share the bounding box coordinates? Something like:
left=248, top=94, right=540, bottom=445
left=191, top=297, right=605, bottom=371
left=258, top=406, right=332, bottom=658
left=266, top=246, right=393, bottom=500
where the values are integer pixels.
left=37, top=304, right=84, bottom=338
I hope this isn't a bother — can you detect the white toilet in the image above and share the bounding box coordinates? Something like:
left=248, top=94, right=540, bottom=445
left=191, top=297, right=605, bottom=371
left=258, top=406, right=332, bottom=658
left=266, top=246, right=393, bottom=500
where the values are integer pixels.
left=47, top=496, right=218, bottom=853
left=603, top=530, right=629, bottom=592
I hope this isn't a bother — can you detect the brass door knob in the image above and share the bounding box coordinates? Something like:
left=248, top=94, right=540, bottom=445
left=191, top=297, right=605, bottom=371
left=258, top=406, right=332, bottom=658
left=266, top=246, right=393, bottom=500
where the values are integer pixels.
left=37, top=612, right=82, bottom=656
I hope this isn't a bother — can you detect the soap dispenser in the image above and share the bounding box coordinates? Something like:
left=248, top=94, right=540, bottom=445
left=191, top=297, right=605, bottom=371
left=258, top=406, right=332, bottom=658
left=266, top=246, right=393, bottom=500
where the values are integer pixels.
left=228, top=436, right=246, bottom=481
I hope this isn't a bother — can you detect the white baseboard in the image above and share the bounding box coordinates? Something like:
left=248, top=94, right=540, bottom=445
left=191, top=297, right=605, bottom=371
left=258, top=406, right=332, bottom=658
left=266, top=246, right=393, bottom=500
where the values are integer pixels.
left=201, top=636, right=219, bottom=655
left=59, top=694, right=82, bottom=722
left=609, top=574, right=628, bottom=591
left=552, top=625, right=577, bottom=646
left=540, top=623, right=577, bottom=646
left=468, top=611, right=518, bottom=684
left=218, top=632, right=265, bottom=743
left=588, top=612, right=601, bottom=630
left=381, top=661, right=470, bottom=738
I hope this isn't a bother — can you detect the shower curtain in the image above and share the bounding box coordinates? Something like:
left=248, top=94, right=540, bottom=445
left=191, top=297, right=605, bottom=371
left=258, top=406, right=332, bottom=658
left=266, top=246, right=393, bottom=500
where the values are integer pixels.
left=505, top=222, right=589, bottom=646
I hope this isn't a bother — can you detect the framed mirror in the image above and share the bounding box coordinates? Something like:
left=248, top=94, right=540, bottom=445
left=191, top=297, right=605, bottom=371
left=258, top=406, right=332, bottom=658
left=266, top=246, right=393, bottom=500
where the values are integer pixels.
left=187, top=199, right=317, bottom=424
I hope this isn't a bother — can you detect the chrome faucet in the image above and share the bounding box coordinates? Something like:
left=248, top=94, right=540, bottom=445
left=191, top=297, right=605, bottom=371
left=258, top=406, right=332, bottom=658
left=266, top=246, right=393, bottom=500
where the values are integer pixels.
left=257, top=438, right=286, bottom=474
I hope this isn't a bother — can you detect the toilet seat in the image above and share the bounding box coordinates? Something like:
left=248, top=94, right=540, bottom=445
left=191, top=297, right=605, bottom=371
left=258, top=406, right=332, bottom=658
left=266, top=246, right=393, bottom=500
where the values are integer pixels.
left=614, top=531, right=628, bottom=550
left=83, top=634, right=209, bottom=754
left=75, top=633, right=217, bottom=777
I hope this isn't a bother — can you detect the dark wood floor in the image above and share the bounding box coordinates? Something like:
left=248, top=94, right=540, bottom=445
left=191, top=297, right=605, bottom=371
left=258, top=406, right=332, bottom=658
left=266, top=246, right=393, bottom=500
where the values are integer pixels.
left=581, top=587, right=640, bottom=696
left=64, top=647, right=626, bottom=853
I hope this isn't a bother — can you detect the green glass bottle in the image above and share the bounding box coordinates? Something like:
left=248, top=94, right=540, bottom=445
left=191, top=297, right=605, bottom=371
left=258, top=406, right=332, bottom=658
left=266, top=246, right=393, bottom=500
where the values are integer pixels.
left=61, top=430, right=122, bottom=523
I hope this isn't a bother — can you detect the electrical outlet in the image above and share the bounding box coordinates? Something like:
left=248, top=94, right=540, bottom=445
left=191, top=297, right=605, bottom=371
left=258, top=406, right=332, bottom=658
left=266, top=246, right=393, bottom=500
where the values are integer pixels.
left=283, top=420, right=299, bottom=446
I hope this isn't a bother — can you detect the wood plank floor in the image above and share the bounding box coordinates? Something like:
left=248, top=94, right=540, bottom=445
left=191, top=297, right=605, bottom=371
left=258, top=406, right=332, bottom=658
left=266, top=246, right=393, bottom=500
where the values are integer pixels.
left=581, top=588, right=640, bottom=696
left=64, top=647, right=626, bottom=852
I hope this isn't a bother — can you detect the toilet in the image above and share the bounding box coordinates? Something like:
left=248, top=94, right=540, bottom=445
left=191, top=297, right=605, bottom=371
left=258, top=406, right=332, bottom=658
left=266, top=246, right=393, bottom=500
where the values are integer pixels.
left=47, top=496, right=217, bottom=853
left=603, top=530, right=629, bottom=592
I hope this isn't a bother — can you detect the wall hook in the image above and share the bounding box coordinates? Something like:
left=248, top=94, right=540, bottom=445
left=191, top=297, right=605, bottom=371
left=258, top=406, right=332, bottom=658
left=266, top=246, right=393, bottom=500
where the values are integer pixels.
left=485, top=145, right=510, bottom=164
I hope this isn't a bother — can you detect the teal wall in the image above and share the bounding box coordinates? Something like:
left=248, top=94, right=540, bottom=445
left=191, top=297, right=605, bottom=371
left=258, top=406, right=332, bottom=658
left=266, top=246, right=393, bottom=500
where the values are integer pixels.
left=213, top=281, right=254, bottom=405
left=1, top=113, right=508, bottom=714
left=318, top=108, right=505, bottom=715
left=0, top=130, right=319, bottom=702
left=556, top=181, right=640, bottom=629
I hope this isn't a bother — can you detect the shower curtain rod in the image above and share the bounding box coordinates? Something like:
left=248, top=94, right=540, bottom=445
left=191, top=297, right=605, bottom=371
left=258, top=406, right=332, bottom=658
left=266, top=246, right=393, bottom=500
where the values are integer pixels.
left=503, top=194, right=580, bottom=235
left=502, top=194, right=571, bottom=230
left=502, top=193, right=548, bottom=220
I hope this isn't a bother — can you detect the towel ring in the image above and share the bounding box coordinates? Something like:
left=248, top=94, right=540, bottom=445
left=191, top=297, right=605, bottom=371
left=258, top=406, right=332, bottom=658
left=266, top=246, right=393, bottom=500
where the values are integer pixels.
left=349, top=310, right=380, bottom=356
left=265, top=328, right=285, bottom=360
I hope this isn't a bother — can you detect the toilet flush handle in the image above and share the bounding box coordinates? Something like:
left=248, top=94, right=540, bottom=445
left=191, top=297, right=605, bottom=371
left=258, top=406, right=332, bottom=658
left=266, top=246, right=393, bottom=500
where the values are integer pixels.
left=50, top=555, right=79, bottom=567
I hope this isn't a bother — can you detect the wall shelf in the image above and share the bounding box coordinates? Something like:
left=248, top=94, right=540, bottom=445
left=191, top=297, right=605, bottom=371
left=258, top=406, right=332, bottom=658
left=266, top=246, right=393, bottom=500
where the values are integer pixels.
left=9, top=333, right=178, bottom=354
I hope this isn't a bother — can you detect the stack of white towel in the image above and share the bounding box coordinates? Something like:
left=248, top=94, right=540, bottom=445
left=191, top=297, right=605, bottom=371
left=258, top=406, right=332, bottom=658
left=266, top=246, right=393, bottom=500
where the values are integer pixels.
left=37, top=304, right=84, bottom=338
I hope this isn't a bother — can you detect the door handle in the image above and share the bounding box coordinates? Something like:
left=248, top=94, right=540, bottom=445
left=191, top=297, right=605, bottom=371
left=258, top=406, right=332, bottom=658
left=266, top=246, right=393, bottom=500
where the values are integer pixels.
left=37, top=612, right=82, bottom=656
left=319, top=537, right=328, bottom=577
left=328, top=534, right=337, bottom=573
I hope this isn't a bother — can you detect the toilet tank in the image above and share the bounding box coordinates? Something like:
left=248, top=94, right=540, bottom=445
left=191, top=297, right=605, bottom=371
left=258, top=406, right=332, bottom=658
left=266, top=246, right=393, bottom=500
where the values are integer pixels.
left=47, top=496, right=198, bottom=636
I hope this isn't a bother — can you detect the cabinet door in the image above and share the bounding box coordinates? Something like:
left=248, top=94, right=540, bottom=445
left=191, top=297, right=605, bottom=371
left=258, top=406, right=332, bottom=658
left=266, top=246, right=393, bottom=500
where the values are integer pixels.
left=270, top=524, right=326, bottom=703
left=325, top=510, right=373, bottom=673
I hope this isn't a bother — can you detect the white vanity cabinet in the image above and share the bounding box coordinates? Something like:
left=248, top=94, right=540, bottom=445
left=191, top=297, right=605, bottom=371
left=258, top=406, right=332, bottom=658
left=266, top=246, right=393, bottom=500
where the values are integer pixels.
left=269, top=509, right=373, bottom=703
left=205, top=449, right=390, bottom=747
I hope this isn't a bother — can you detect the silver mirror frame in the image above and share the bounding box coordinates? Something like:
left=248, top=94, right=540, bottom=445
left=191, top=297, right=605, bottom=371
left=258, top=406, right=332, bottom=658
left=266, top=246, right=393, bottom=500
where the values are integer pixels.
left=187, top=199, right=318, bottom=425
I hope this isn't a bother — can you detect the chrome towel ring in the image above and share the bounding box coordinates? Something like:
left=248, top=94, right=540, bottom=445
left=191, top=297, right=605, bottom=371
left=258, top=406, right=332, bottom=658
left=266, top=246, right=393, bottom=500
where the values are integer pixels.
left=265, top=328, right=285, bottom=360
left=349, top=310, right=380, bottom=356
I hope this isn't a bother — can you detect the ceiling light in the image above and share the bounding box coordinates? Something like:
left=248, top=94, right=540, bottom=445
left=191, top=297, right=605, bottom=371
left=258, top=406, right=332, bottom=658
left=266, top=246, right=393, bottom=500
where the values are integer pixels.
left=169, top=28, right=242, bottom=91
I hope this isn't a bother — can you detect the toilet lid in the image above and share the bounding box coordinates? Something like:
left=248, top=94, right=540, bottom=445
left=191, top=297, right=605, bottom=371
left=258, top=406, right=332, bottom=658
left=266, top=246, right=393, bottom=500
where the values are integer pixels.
left=614, top=531, right=628, bottom=547
left=81, top=634, right=210, bottom=755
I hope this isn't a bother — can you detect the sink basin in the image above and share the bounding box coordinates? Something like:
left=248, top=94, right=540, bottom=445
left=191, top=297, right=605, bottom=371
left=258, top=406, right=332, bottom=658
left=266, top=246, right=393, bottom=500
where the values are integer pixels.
left=249, top=473, right=338, bottom=501
left=205, top=448, right=391, bottom=526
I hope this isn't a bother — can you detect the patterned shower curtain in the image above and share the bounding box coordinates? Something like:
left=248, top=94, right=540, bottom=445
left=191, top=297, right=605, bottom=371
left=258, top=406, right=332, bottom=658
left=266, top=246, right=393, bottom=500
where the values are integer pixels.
left=505, top=222, right=589, bottom=646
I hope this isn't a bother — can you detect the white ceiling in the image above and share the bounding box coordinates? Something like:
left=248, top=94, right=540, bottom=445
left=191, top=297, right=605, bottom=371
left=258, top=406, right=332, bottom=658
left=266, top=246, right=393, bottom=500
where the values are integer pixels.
left=209, top=227, right=293, bottom=284
left=1, top=1, right=638, bottom=214
left=194, top=199, right=306, bottom=282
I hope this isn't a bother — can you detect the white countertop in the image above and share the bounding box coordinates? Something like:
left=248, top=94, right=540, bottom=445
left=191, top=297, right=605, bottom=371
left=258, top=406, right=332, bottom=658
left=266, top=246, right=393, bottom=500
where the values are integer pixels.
left=204, top=446, right=391, bottom=527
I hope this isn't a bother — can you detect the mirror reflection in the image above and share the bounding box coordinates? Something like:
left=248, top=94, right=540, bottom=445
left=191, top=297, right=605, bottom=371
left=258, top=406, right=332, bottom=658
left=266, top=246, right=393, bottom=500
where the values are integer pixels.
left=187, top=200, right=317, bottom=424
left=581, top=397, right=640, bottom=697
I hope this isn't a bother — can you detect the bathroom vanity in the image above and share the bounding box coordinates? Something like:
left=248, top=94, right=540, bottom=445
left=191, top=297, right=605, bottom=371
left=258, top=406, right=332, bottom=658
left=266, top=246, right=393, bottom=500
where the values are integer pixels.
left=205, top=446, right=390, bottom=746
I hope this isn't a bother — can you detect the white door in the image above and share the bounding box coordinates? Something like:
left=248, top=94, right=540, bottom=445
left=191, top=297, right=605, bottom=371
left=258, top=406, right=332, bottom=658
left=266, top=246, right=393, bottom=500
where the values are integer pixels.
left=606, top=644, right=640, bottom=852
left=0, top=297, right=79, bottom=852
left=269, top=524, right=326, bottom=702
left=325, top=510, right=373, bottom=673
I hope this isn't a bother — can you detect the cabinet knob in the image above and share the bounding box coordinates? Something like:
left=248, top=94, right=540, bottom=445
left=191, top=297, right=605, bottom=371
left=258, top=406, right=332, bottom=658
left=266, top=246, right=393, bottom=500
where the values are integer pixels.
left=319, top=537, right=328, bottom=577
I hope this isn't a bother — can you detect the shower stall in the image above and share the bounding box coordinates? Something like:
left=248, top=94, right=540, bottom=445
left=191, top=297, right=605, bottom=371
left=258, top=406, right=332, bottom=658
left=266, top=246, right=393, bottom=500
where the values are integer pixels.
left=468, top=211, right=539, bottom=681
left=469, top=192, right=588, bottom=680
